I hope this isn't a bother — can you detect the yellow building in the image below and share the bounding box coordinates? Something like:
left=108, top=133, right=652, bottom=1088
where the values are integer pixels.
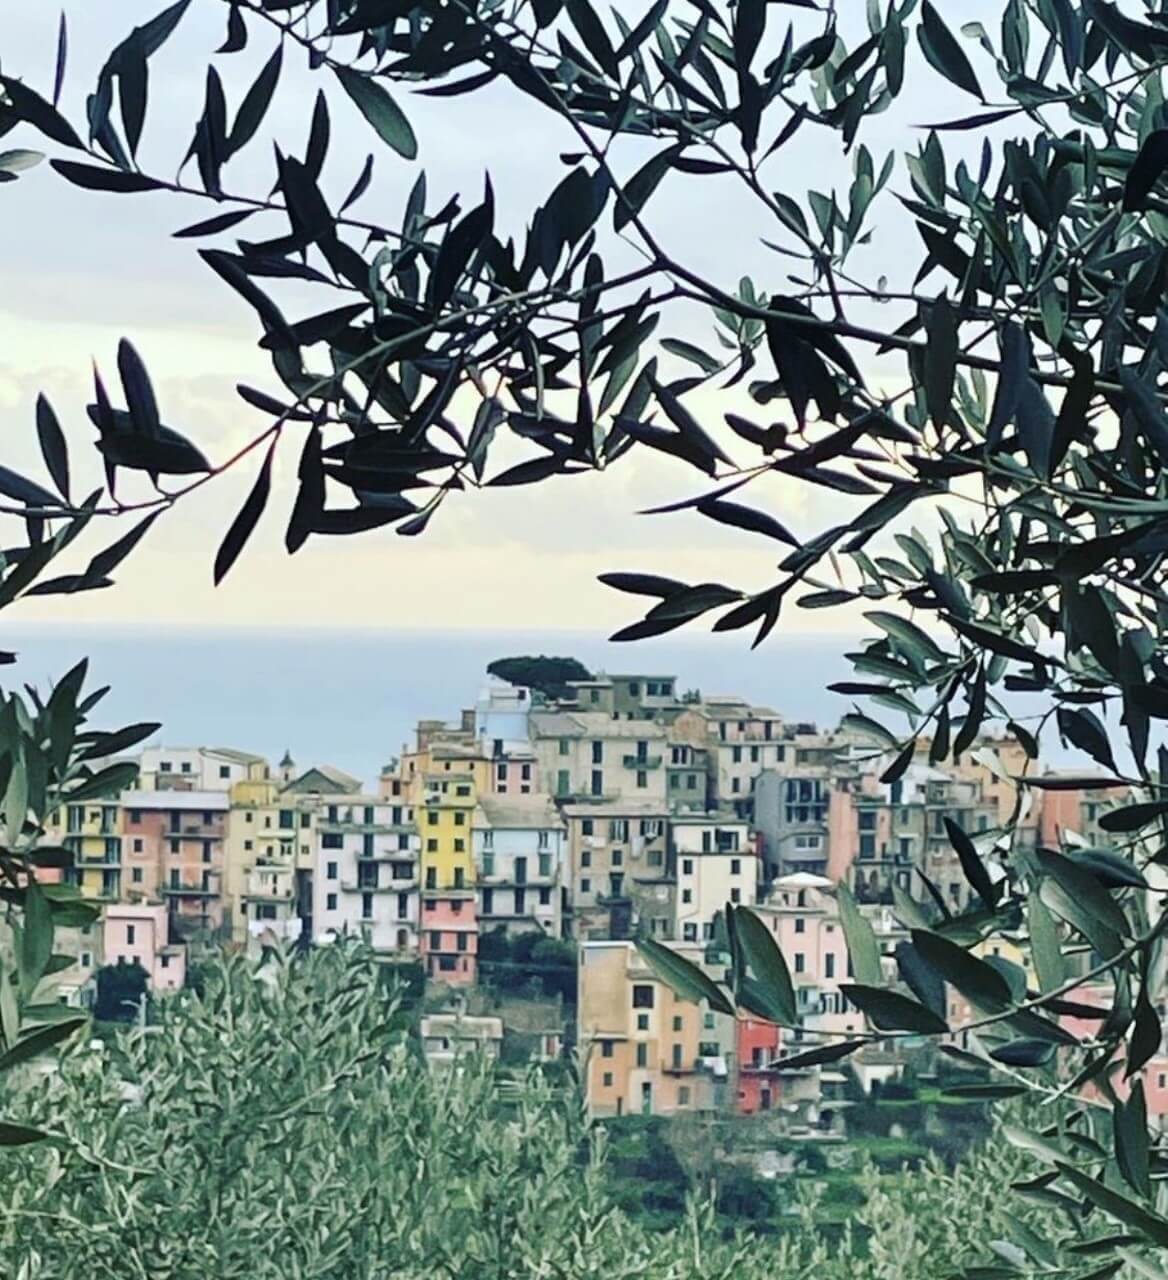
left=419, top=774, right=478, bottom=985
left=58, top=798, right=123, bottom=901
left=578, top=940, right=731, bottom=1117
left=401, top=737, right=491, bottom=806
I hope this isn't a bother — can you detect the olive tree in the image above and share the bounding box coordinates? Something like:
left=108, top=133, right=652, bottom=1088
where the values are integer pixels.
left=4, top=0, right=1168, bottom=1271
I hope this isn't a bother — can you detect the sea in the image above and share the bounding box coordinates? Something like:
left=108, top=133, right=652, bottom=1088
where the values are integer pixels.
left=0, top=625, right=859, bottom=789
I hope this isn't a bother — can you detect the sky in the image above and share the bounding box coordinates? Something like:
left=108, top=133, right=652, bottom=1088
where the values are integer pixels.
left=0, top=0, right=993, bottom=641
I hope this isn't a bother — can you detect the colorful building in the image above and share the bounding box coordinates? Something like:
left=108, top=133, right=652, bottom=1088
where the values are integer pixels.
left=473, top=794, right=566, bottom=937
left=419, top=774, right=478, bottom=984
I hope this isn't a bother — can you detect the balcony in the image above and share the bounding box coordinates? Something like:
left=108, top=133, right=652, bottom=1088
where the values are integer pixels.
left=623, top=754, right=662, bottom=770
left=341, top=879, right=412, bottom=894
left=162, top=884, right=218, bottom=897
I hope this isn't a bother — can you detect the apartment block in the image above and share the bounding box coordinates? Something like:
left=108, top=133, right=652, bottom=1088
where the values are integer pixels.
left=121, top=790, right=230, bottom=940
left=562, top=802, right=669, bottom=940
left=102, top=901, right=186, bottom=992
left=419, top=774, right=478, bottom=984
left=58, top=797, right=123, bottom=901
left=137, top=746, right=267, bottom=793
left=579, top=940, right=733, bottom=1117
left=474, top=795, right=565, bottom=937
left=672, top=814, right=759, bottom=943
left=531, top=711, right=669, bottom=803
left=314, top=796, right=419, bottom=955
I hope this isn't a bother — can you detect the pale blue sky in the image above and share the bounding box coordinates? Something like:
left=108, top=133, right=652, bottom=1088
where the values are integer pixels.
left=1, top=1, right=997, bottom=634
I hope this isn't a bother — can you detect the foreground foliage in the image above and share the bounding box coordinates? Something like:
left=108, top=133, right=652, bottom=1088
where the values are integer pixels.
left=4, top=2, right=1168, bottom=1272
left=0, top=944, right=1067, bottom=1280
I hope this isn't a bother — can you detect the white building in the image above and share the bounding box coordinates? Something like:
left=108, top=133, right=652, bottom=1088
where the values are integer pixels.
left=420, top=1012, right=503, bottom=1067
left=474, top=679, right=534, bottom=752
left=313, top=796, right=420, bottom=955
left=672, top=814, right=759, bottom=942
left=474, top=794, right=566, bottom=937
left=243, top=862, right=303, bottom=954
left=137, top=746, right=267, bottom=793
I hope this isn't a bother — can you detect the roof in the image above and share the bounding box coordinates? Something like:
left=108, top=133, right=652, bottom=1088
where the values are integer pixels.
left=476, top=795, right=562, bottom=830
left=530, top=711, right=587, bottom=737
left=121, top=790, right=230, bottom=811
left=281, top=764, right=362, bottom=795
left=207, top=747, right=268, bottom=765
left=430, top=743, right=486, bottom=760
left=671, top=811, right=750, bottom=827
left=773, top=871, right=833, bottom=889
left=561, top=801, right=669, bottom=818
left=420, top=1014, right=503, bottom=1040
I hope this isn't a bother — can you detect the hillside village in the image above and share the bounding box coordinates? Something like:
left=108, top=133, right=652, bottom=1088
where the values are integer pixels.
left=43, top=664, right=1168, bottom=1127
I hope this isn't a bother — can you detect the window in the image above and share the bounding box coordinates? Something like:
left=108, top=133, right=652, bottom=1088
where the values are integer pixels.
left=683, top=923, right=697, bottom=941
left=180, top=762, right=192, bottom=775
left=678, top=1086, right=690, bottom=1106
left=322, top=832, right=343, bottom=849
left=730, top=888, right=741, bottom=904
left=159, top=761, right=172, bottom=773
left=602, top=1072, right=613, bottom=1087
left=454, top=811, right=466, bottom=826
left=750, top=746, right=759, bottom=763
left=581, top=819, right=594, bottom=836
left=126, top=925, right=136, bottom=945
left=426, top=839, right=438, bottom=853
left=454, top=838, right=465, bottom=853
left=482, top=888, right=494, bottom=914
left=859, top=834, right=876, bottom=858
left=590, top=770, right=603, bottom=796
left=425, top=868, right=437, bottom=889
left=591, top=741, right=603, bottom=764
left=671, top=1044, right=683, bottom=1069
left=430, top=930, right=442, bottom=949
left=794, top=953, right=806, bottom=973
left=581, top=878, right=591, bottom=893
left=456, top=932, right=468, bottom=952
left=611, top=850, right=623, bottom=867
left=556, top=770, right=571, bottom=796
left=632, top=984, right=654, bottom=1009
left=279, top=810, right=294, bottom=830
left=825, top=953, right=835, bottom=979
left=482, top=852, right=495, bottom=876
left=636, top=771, right=647, bottom=788
left=169, top=870, right=180, bottom=889
left=521, top=764, right=531, bottom=781
left=681, top=858, right=693, bottom=875
left=636, top=1013, right=649, bottom=1030
left=558, top=739, right=570, bottom=756
left=635, top=1043, right=648, bottom=1068
left=672, top=1015, right=683, bottom=1032
left=538, top=887, right=550, bottom=905
left=130, top=810, right=141, bottom=824
left=202, top=845, right=212, bottom=864
left=132, top=839, right=143, bottom=853
left=132, top=868, right=143, bottom=884
left=681, top=889, right=692, bottom=904
left=439, top=956, right=457, bottom=972
left=81, top=951, right=92, bottom=968
left=795, top=918, right=805, bottom=934
left=427, top=811, right=438, bottom=826
left=169, top=840, right=180, bottom=855
left=703, top=1012, right=715, bottom=1030
left=301, top=812, right=311, bottom=828
left=601, top=1040, right=614, bottom=1058
left=731, top=778, right=740, bottom=793
left=326, top=861, right=338, bottom=880
left=731, top=746, right=742, bottom=764
left=730, top=858, right=741, bottom=875
left=453, top=867, right=465, bottom=889
left=218, top=764, right=230, bottom=779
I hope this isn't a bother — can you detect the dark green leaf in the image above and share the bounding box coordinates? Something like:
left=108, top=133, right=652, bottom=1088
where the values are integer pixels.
left=34, top=395, right=70, bottom=502
left=66, top=762, right=139, bottom=803
left=1100, top=801, right=1168, bottom=833
left=333, top=66, right=417, bottom=160
left=0, top=1017, right=85, bottom=1074
left=695, top=499, right=797, bottom=546
left=636, top=937, right=735, bottom=1014
left=564, top=0, right=619, bottom=78
left=214, top=437, right=274, bottom=585
left=1054, top=1163, right=1168, bottom=1248
left=1123, top=128, right=1168, bottom=212
left=840, top=984, right=949, bottom=1034
left=776, top=1040, right=866, bottom=1070
left=734, top=907, right=795, bottom=1024
left=944, top=817, right=1000, bottom=910
left=837, top=882, right=882, bottom=985
left=918, top=2, right=983, bottom=100
left=923, top=296, right=958, bottom=429
left=0, top=1122, right=51, bottom=1145
left=597, top=572, right=688, bottom=599
left=910, top=928, right=1012, bottom=1011
left=49, top=161, right=161, bottom=192
left=1114, top=1080, right=1151, bottom=1198
left=20, top=880, right=52, bottom=991
left=227, top=43, right=281, bottom=158
left=614, top=145, right=682, bottom=232
left=0, top=76, right=83, bottom=149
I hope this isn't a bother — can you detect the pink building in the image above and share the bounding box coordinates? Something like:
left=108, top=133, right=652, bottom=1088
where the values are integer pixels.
left=488, top=756, right=537, bottom=796
left=420, top=896, right=477, bottom=985
left=102, top=902, right=186, bottom=992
